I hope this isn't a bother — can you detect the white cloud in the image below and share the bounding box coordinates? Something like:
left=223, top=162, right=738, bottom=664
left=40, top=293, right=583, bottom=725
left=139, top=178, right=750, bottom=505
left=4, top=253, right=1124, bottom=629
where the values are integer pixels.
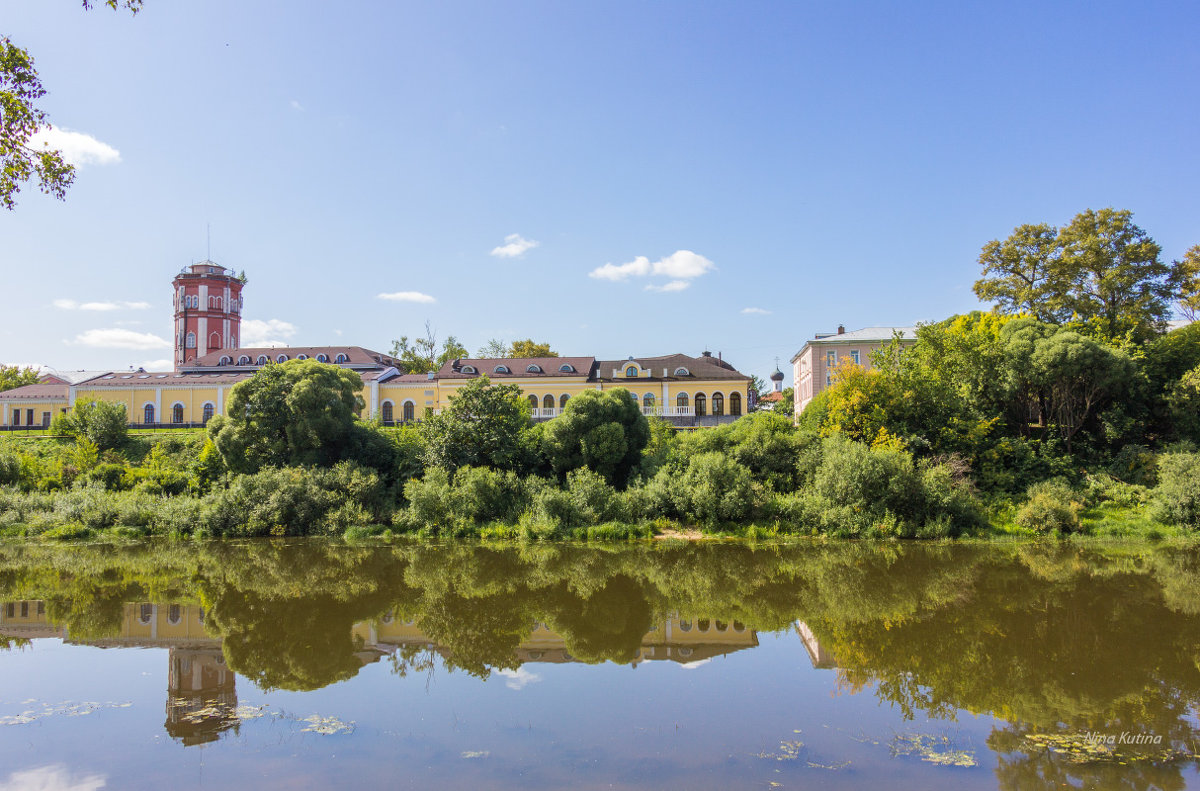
left=30, top=126, right=120, bottom=167
left=645, top=280, right=690, bottom=292
left=589, top=250, right=715, bottom=289
left=290, top=99, right=304, bottom=111
left=240, top=318, right=297, bottom=347
left=490, top=233, right=539, bottom=259
left=138, top=359, right=172, bottom=371
left=0, top=765, right=106, bottom=791
left=54, top=299, right=150, bottom=311
left=495, top=667, right=542, bottom=690
left=70, top=328, right=171, bottom=350
left=377, top=291, right=436, bottom=304
left=741, top=307, right=772, bottom=315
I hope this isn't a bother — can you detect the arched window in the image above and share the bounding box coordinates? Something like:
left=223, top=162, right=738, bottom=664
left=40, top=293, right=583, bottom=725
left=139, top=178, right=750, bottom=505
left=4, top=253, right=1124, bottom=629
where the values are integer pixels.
left=143, top=403, right=155, bottom=424
left=695, top=393, right=707, bottom=417
left=185, top=332, right=196, bottom=349
left=730, top=391, right=742, bottom=416
left=256, top=355, right=268, bottom=365
left=276, top=354, right=288, bottom=363
left=673, top=367, right=690, bottom=376
left=526, top=364, right=543, bottom=373
left=677, top=392, right=689, bottom=410
left=643, top=393, right=655, bottom=408
left=237, top=355, right=250, bottom=365
left=139, top=604, right=153, bottom=625
left=296, top=354, right=308, bottom=360
left=172, top=403, right=184, bottom=424
left=527, top=394, right=538, bottom=411
left=697, top=618, right=710, bottom=633
left=559, top=394, right=569, bottom=408
left=402, top=401, right=415, bottom=422
left=543, top=394, right=555, bottom=409
left=218, top=356, right=231, bottom=365
left=625, top=366, right=638, bottom=377
left=316, top=354, right=329, bottom=363
left=712, top=393, right=724, bottom=416
left=495, top=365, right=510, bottom=374
left=335, top=353, right=349, bottom=364
left=209, top=331, right=221, bottom=348
left=678, top=619, right=692, bottom=632
left=558, top=363, right=574, bottom=372
left=168, top=605, right=182, bottom=625
left=461, top=365, right=476, bottom=374
left=381, top=401, right=393, bottom=422
left=202, top=403, right=214, bottom=424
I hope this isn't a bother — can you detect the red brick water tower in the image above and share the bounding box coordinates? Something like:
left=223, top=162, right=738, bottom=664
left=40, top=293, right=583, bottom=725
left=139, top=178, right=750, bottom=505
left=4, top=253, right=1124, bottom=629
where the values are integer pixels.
left=172, top=261, right=244, bottom=370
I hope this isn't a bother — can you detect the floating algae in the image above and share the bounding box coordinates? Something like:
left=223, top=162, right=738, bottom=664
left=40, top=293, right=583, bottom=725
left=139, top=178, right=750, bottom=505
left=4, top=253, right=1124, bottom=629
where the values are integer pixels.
left=0, top=700, right=132, bottom=726
left=890, top=733, right=977, bottom=768
left=300, top=715, right=354, bottom=735
left=1021, top=732, right=1200, bottom=765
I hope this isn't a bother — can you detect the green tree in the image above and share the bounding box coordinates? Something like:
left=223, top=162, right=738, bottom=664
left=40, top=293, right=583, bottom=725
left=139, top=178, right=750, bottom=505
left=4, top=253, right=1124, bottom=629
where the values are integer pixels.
left=771, top=386, right=794, bottom=417
left=476, top=338, right=509, bottom=358
left=1174, top=244, right=1200, bottom=321
left=0, top=364, right=38, bottom=392
left=543, top=388, right=649, bottom=488
left=1056, top=208, right=1172, bottom=341
left=973, top=223, right=1066, bottom=322
left=417, top=376, right=532, bottom=471
left=2, top=1, right=141, bottom=210
left=206, top=360, right=366, bottom=473
left=390, top=321, right=467, bottom=374
left=50, top=398, right=127, bottom=450
left=508, top=339, right=557, bottom=358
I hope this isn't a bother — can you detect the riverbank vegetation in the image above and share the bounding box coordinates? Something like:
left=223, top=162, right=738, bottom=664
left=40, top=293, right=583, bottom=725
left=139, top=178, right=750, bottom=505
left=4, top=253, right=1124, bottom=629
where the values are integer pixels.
left=1, top=209, right=1197, bottom=541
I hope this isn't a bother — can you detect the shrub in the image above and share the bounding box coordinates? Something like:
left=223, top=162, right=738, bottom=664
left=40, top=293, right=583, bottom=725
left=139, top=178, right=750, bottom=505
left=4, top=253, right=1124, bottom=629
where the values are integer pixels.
left=53, top=399, right=128, bottom=451
left=205, top=467, right=341, bottom=537
left=402, top=468, right=455, bottom=529
left=0, top=451, right=19, bottom=486
left=1108, top=444, right=1158, bottom=487
left=812, top=436, right=922, bottom=518
left=1151, top=453, right=1200, bottom=529
left=671, top=452, right=756, bottom=526
left=452, top=466, right=523, bottom=524
left=1014, top=479, right=1086, bottom=534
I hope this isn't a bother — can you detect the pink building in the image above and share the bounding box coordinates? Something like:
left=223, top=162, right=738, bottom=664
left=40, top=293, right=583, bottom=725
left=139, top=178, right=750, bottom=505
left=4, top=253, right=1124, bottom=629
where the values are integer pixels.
left=790, top=325, right=916, bottom=415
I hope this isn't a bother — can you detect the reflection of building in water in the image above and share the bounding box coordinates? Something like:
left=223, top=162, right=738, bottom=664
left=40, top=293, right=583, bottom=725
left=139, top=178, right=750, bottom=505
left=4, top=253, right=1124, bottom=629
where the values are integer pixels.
left=0, top=601, right=235, bottom=746
left=795, top=621, right=836, bottom=669
left=351, top=613, right=760, bottom=667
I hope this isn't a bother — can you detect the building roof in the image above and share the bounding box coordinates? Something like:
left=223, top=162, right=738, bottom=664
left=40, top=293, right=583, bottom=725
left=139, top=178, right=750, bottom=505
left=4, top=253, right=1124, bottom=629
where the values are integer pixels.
left=181, top=346, right=402, bottom=373
left=437, top=357, right=597, bottom=380
left=593, top=353, right=750, bottom=382
left=79, top=372, right=254, bottom=387
left=791, top=326, right=917, bottom=362
left=37, top=369, right=111, bottom=385
left=0, top=384, right=68, bottom=401
left=757, top=391, right=785, bottom=403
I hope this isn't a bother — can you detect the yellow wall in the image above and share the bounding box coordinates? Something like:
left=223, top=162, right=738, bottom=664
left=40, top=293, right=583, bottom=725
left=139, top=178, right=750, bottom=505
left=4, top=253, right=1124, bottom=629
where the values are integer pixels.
left=73, top=385, right=230, bottom=424
left=1, top=401, right=67, bottom=427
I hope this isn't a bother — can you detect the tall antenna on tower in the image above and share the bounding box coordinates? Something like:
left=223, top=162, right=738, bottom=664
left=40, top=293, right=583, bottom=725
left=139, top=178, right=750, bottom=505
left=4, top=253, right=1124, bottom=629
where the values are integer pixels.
left=206, top=223, right=211, bottom=261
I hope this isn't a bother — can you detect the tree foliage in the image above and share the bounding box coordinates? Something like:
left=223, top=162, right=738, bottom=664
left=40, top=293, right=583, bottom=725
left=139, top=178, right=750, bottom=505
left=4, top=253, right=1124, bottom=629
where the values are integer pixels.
left=206, top=360, right=367, bottom=473
left=1, top=1, right=141, bottom=210
left=476, top=338, right=558, bottom=358
left=1175, top=244, right=1200, bottom=321
left=417, top=376, right=533, bottom=472
left=390, top=321, right=468, bottom=374
left=49, top=398, right=127, bottom=450
left=974, top=209, right=1178, bottom=342
left=0, top=364, right=38, bottom=392
left=543, top=389, right=649, bottom=488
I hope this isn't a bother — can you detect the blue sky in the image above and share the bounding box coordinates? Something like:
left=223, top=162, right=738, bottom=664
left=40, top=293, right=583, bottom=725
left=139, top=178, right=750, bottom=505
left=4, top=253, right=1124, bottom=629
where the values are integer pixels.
left=2, top=1, right=1198, bottom=383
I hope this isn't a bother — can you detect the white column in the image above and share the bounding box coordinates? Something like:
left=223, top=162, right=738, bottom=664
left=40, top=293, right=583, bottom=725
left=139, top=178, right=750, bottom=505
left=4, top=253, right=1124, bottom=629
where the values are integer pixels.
left=2, top=404, right=8, bottom=425
left=370, top=381, right=380, bottom=417
left=216, top=385, right=224, bottom=415
left=662, top=381, right=669, bottom=412
left=155, top=388, right=161, bottom=422
left=68, top=386, right=76, bottom=408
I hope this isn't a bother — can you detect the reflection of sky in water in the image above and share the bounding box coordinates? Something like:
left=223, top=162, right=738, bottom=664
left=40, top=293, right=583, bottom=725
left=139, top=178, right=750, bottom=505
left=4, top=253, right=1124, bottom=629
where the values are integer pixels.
left=0, top=629, right=1004, bottom=791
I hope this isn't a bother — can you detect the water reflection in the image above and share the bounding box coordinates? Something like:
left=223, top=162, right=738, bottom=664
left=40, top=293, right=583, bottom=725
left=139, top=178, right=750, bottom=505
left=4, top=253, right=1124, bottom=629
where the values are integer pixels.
left=2, top=540, right=1200, bottom=790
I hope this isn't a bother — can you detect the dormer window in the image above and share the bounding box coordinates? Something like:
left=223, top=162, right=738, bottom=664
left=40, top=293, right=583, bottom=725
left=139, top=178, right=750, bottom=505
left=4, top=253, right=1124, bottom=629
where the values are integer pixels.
left=218, top=356, right=232, bottom=366
left=495, top=365, right=510, bottom=374
left=673, top=367, right=690, bottom=376
left=296, top=354, right=308, bottom=360
left=316, top=354, right=329, bottom=363
left=335, top=353, right=349, bottom=364
left=626, top=366, right=638, bottom=377
left=256, top=355, right=268, bottom=365
left=276, top=354, right=288, bottom=363
left=558, top=364, right=574, bottom=373
left=461, top=365, right=476, bottom=374
left=237, top=355, right=250, bottom=365
left=526, top=364, right=543, bottom=373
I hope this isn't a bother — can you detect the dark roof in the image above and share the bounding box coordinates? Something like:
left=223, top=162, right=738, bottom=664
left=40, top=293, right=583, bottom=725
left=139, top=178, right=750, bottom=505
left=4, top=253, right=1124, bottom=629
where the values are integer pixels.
left=0, top=384, right=68, bottom=400
left=437, top=357, right=597, bottom=380
left=593, top=353, right=750, bottom=382
left=181, top=346, right=403, bottom=372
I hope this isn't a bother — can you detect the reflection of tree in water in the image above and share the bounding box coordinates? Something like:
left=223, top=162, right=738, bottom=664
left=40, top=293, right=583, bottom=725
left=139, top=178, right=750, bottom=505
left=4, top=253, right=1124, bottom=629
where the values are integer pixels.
left=541, top=574, right=651, bottom=664
left=7, top=538, right=1200, bottom=788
